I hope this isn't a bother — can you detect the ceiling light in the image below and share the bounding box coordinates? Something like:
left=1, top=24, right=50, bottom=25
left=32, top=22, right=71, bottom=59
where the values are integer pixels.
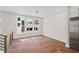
left=56, top=9, right=59, bottom=12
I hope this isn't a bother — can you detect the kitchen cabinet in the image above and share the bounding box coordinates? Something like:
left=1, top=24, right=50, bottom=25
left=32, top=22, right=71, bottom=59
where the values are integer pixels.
left=69, top=6, right=79, bottom=18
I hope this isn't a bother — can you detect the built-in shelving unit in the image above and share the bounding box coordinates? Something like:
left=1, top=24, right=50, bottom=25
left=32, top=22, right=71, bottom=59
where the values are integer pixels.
left=16, top=16, right=41, bottom=34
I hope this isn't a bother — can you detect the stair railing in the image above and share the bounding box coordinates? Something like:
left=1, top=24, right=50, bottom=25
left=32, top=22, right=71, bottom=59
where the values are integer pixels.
left=0, top=34, right=7, bottom=53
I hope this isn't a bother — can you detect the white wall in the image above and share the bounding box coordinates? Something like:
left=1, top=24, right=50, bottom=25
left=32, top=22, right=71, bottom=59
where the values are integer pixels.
left=2, top=13, right=17, bottom=47
left=0, top=13, right=3, bottom=34
left=43, top=7, right=69, bottom=47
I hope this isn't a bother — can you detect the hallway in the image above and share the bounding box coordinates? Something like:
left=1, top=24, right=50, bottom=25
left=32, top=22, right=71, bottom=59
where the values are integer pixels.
left=7, top=35, right=78, bottom=53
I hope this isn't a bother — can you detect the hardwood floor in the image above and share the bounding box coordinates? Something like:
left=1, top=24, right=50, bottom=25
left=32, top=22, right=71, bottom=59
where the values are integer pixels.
left=7, top=35, right=78, bottom=53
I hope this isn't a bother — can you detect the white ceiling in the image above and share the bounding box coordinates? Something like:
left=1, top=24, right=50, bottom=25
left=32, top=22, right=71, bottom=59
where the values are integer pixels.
left=0, top=6, right=66, bottom=17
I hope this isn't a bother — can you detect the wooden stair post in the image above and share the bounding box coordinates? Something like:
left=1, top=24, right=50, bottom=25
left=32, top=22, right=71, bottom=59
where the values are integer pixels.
left=4, top=35, right=7, bottom=53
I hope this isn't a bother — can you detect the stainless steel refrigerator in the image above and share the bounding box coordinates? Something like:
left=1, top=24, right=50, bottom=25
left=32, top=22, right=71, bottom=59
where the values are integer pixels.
left=69, top=17, right=79, bottom=50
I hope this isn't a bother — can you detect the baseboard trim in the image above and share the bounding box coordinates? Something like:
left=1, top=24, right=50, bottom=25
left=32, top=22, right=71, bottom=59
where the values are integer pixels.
left=43, top=34, right=65, bottom=44
left=43, top=34, right=65, bottom=42
left=14, top=35, right=43, bottom=40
